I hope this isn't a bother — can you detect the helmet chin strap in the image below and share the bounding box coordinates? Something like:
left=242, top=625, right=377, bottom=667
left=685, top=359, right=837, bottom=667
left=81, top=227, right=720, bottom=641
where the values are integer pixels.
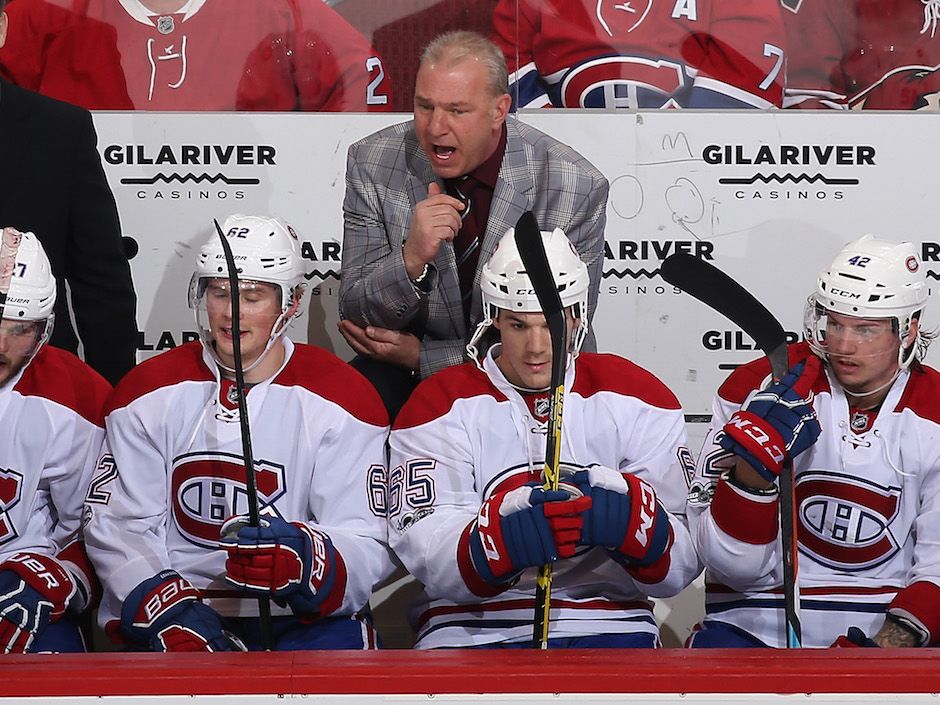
left=210, top=311, right=291, bottom=377
left=826, top=351, right=903, bottom=404
left=839, top=368, right=901, bottom=402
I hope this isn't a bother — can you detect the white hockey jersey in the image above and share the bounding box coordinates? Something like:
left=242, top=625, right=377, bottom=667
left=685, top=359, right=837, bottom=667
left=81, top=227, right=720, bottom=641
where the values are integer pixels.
left=84, top=339, right=394, bottom=631
left=0, top=345, right=109, bottom=608
left=689, top=342, right=940, bottom=647
left=389, top=349, right=701, bottom=648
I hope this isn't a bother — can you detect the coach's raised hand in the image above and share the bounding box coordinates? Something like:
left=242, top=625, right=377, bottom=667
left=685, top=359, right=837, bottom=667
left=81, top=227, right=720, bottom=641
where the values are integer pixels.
left=402, top=182, right=465, bottom=281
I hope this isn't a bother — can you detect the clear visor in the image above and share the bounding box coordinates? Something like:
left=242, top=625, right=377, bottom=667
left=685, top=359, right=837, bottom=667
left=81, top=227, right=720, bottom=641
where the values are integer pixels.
left=190, top=278, right=289, bottom=374
left=804, top=299, right=901, bottom=361
left=0, top=318, right=48, bottom=364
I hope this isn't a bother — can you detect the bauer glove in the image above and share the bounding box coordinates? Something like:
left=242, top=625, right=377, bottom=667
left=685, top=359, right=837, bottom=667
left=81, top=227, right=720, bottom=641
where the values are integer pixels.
left=0, top=552, right=77, bottom=653
left=120, top=570, right=237, bottom=652
left=222, top=515, right=345, bottom=619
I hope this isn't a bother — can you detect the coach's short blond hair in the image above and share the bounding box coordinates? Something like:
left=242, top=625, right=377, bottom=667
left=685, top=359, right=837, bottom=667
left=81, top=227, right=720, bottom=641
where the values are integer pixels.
left=420, top=30, right=509, bottom=99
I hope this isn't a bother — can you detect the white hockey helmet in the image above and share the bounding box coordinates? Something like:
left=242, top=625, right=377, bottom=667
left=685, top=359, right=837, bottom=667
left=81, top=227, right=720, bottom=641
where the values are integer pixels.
left=804, top=234, right=928, bottom=369
left=189, top=214, right=307, bottom=373
left=2, top=228, right=56, bottom=351
left=466, top=226, right=589, bottom=363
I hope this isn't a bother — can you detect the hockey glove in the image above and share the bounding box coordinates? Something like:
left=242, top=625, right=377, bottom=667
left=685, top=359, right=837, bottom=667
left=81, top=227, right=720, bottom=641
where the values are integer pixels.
left=0, top=552, right=77, bottom=653
left=222, top=516, right=343, bottom=618
left=572, top=466, right=672, bottom=567
left=832, top=627, right=878, bottom=648
left=467, top=484, right=591, bottom=585
left=121, top=570, right=236, bottom=652
left=719, top=356, right=822, bottom=482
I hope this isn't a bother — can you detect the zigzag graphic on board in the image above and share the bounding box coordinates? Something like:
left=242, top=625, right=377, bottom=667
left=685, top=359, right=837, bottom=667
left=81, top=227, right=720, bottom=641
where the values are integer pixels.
left=719, top=173, right=859, bottom=186
left=602, top=267, right=661, bottom=280
left=304, top=269, right=340, bottom=281
left=120, top=173, right=261, bottom=185
left=927, top=271, right=940, bottom=281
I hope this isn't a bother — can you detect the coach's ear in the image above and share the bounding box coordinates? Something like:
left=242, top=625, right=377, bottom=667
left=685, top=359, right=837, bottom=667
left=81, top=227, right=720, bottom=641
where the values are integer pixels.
left=0, top=11, right=7, bottom=49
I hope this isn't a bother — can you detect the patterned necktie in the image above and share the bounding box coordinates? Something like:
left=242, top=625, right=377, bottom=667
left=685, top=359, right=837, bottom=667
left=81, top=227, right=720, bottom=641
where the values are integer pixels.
left=448, top=175, right=481, bottom=326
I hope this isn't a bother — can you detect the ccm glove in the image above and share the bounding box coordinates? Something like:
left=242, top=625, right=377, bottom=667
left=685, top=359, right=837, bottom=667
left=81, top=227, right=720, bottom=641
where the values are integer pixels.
left=719, top=356, right=822, bottom=482
left=468, top=484, right=591, bottom=585
left=572, top=466, right=672, bottom=567
left=222, top=516, right=344, bottom=618
left=121, top=570, right=235, bottom=652
left=0, top=552, right=77, bottom=653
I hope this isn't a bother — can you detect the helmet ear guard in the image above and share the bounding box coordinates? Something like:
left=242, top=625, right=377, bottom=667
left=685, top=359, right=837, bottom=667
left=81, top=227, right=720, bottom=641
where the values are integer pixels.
left=805, top=234, right=928, bottom=370
left=466, top=226, right=589, bottom=365
left=190, top=214, right=308, bottom=373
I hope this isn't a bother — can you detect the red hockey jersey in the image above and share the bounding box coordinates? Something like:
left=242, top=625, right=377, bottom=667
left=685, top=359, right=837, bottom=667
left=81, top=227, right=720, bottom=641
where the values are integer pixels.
left=491, top=0, right=786, bottom=109
left=0, top=0, right=393, bottom=111
left=782, top=0, right=940, bottom=109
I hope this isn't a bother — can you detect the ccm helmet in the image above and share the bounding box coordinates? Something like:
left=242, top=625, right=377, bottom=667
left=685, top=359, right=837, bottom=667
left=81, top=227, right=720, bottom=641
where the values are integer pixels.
left=804, top=234, right=927, bottom=369
left=189, top=214, right=307, bottom=373
left=466, top=226, right=589, bottom=363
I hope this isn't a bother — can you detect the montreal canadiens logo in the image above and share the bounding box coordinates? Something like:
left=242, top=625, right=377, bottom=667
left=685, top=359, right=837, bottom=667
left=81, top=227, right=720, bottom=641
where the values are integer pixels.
left=797, top=471, right=902, bottom=571
left=172, top=452, right=286, bottom=548
left=561, top=56, right=687, bottom=108
left=906, top=256, right=919, bottom=273
left=0, top=468, right=23, bottom=546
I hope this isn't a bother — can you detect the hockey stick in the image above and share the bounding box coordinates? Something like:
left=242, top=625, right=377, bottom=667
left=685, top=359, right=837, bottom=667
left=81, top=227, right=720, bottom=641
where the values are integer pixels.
left=513, top=212, right=566, bottom=649
left=0, top=228, right=24, bottom=322
left=213, top=218, right=274, bottom=651
left=659, top=252, right=802, bottom=648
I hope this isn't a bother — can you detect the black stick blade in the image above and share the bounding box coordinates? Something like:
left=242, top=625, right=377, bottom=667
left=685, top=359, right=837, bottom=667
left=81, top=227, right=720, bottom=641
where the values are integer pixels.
left=660, top=253, right=788, bottom=378
left=514, top=212, right=563, bottom=320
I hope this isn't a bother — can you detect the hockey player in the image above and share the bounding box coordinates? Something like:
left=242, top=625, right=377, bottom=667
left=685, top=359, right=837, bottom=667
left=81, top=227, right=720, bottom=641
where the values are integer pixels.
left=782, top=0, right=940, bottom=109
left=83, top=214, right=394, bottom=652
left=0, top=0, right=393, bottom=111
left=388, top=227, right=701, bottom=648
left=491, top=0, right=787, bottom=109
left=688, top=235, right=940, bottom=648
left=0, top=228, right=109, bottom=653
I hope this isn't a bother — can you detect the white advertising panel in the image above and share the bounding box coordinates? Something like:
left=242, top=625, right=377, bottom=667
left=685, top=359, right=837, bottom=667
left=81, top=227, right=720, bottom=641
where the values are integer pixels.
left=95, top=111, right=940, bottom=418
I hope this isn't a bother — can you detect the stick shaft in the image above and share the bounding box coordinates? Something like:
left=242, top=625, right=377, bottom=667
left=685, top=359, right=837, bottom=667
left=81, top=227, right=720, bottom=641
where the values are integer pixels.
left=513, top=213, right=566, bottom=649
left=213, top=219, right=273, bottom=650
left=659, top=252, right=801, bottom=647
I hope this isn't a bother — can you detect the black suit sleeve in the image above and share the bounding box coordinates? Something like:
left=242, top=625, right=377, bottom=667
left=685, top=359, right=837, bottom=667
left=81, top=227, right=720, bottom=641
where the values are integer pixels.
left=62, top=110, right=138, bottom=385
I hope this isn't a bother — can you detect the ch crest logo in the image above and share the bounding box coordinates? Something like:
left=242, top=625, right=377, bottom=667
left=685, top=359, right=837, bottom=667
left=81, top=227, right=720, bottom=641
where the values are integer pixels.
left=797, top=471, right=902, bottom=571
left=171, top=452, right=287, bottom=548
left=562, top=56, right=687, bottom=108
left=0, top=468, right=23, bottom=546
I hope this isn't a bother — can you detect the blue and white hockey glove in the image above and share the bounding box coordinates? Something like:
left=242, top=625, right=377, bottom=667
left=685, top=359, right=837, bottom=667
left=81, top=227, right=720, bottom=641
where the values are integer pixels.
left=466, top=484, right=591, bottom=586
left=121, top=570, right=236, bottom=652
left=222, top=516, right=345, bottom=619
left=0, top=552, right=77, bottom=653
left=719, top=356, right=822, bottom=482
left=572, top=466, right=672, bottom=567
left=832, top=627, right=879, bottom=648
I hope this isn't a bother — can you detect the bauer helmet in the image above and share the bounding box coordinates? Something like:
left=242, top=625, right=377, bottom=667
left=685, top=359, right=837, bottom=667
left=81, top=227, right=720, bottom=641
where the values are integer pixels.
left=189, top=214, right=307, bottom=373
left=804, top=234, right=927, bottom=370
left=1, top=228, right=56, bottom=354
left=466, top=226, right=589, bottom=363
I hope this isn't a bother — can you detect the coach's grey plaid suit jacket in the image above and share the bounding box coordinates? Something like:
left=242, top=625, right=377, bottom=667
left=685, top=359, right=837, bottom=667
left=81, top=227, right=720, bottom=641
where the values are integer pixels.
left=340, top=117, right=608, bottom=379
